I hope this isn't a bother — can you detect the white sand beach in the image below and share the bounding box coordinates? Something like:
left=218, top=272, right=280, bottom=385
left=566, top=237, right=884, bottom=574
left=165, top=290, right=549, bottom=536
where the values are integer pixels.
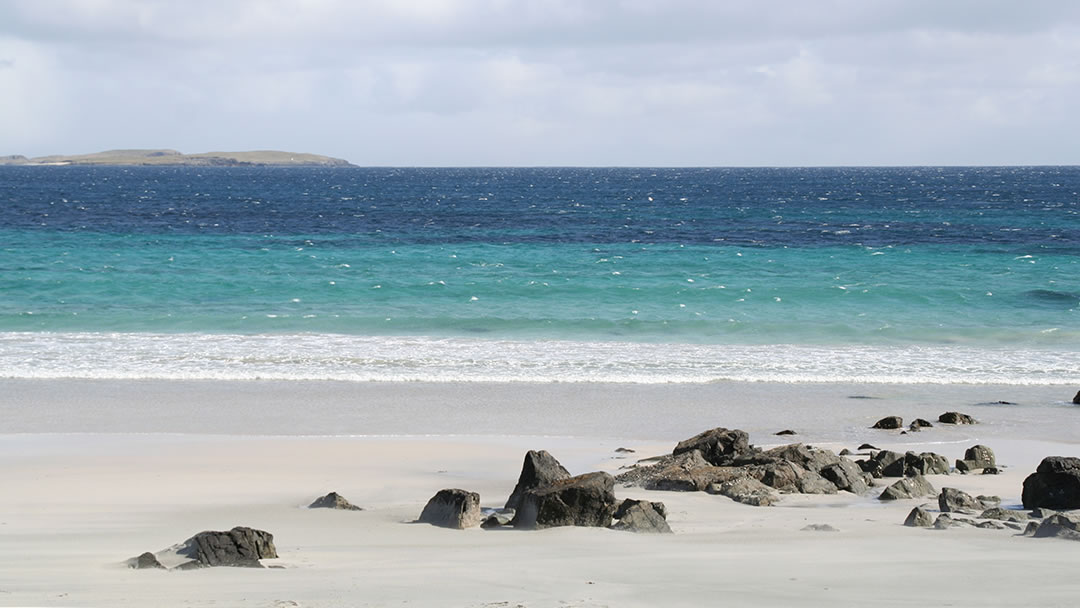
left=2, top=379, right=1079, bottom=607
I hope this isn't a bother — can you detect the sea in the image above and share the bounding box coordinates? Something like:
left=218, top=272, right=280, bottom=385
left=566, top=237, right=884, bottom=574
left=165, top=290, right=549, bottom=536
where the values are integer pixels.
left=1, top=166, right=1077, bottom=385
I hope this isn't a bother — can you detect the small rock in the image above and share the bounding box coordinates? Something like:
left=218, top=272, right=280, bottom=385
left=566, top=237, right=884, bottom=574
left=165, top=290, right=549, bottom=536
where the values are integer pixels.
left=910, top=418, right=934, bottom=429
left=801, top=524, right=838, bottom=532
left=839, top=448, right=852, bottom=456
left=933, top=513, right=974, bottom=529
left=610, top=499, right=672, bottom=534
left=1024, top=521, right=1041, bottom=536
left=615, top=447, right=635, bottom=453
left=308, top=492, right=363, bottom=511
left=977, top=495, right=1001, bottom=509
left=964, top=445, right=996, bottom=469
left=982, top=467, right=1000, bottom=475
left=1073, top=390, right=1080, bottom=405
left=1030, top=507, right=1058, bottom=519
left=976, top=520, right=1005, bottom=529
left=872, top=416, right=903, bottom=429
left=858, top=443, right=878, bottom=451
left=938, top=411, right=977, bottom=424
left=879, top=475, right=936, bottom=500
left=707, top=477, right=778, bottom=507
left=418, top=489, right=483, bottom=529
left=774, top=429, right=797, bottom=436
left=939, top=487, right=979, bottom=513
left=129, top=552, right=165, bottom=570
left=904, top=506, right=934, bottom=527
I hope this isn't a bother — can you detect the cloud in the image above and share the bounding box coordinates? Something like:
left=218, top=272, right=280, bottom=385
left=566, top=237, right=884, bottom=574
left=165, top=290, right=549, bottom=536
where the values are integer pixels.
left=1, top=0, right=1078, bottom=164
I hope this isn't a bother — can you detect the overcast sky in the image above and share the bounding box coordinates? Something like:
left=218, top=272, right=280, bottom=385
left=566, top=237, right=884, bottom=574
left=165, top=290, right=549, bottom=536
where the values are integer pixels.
left=2, top=0, right=1079, bottom=166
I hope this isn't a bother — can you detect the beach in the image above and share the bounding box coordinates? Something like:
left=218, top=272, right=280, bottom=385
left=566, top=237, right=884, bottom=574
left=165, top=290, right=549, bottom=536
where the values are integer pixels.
left=2, top=379, right=1078, bottom=607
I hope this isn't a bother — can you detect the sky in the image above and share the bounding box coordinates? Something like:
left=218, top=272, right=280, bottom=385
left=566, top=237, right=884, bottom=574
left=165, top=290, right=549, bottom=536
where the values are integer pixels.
left=1, top=0, right=1079, bottom=166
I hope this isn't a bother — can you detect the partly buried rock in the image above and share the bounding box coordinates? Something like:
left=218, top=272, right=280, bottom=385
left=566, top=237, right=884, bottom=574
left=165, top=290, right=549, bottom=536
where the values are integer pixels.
left=933, top=513, right=975, bottom=529
left=706, top=476, right=778, bottom=506
left=309, top=491, right=363, bottom=511
left=979, top=507, right=1029, bottom=523
left=938, top=487, right=979, bottom=513
left=610, top=499, right=672, bottom=533
left=512, top=471, right=617, bottom=530
left=904, top=506, right=934, bottom=527
left=1073, top=390, right=1080, bottom=405
left=1030, top=513, right=1080, bottom=540
left=174, top=527, right=277, bottom=569
left=480, top=509, right=516, bottom=529
left=774, top=429, right=797, bottom=436
left=504, top=450, right=571, bottom=511
left=752, top=461, right=836, bottom=495
left=129, top=552, right=165, bottom=570
left=801, top=524, right=838, bottom=532
left=871, top=416, right=903, bottom=430
left=672, top=427, right=752, bottom=466
left=910, top=418, right=934, bottom=429
left=759, top=443, right=869, bottom=494
left=859, top=450, right=947, bottom=478
left=939, top=411, right=977, bottom=425
left=1022, top=456, right=1080, bottom=509
left=879, top=475, right=936, bottom=500
left=418, top=489, right=483, bottom=529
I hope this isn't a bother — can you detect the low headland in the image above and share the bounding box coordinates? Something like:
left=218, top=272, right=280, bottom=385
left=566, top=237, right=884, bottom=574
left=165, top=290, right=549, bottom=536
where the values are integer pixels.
left=0, top=148, right=354, bottom=167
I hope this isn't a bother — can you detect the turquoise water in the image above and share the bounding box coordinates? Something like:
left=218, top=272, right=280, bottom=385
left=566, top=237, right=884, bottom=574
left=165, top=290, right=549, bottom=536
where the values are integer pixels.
left=1, top=166, right=1077, bottom=383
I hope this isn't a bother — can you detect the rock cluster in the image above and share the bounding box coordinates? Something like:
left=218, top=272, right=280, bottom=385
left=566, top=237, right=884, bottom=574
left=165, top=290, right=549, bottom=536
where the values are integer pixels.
left=616, top=427, right=874, bottom=500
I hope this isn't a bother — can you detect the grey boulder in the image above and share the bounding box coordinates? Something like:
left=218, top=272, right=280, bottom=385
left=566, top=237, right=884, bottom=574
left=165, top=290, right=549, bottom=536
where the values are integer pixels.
left=938, top=487, right=979, bottom=513
left=1022, top=456, right=1080, bottom=509
left=512, top=471, right=617, bottom=530
left=707, top=477, right=778, bottom=506
left=871, top=416, right=903, bottom=430
left=505, top=450, right=571, bottom=511
left=418, top=488, right=483, bottom=529
left=879, top=475, right=936, bottom=500
left=938, top=411, right=977, bottom=424
left=672, top=427, right=752, bottom=466
left=175, top=527, right=277, bottom=569
left=1030, top=513, right=1080, bottom=540
left=904, top=506, right=934, bottom=527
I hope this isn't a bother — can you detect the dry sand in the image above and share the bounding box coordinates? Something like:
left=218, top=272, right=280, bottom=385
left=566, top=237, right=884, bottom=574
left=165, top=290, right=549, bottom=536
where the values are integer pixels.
left=1, top=379, right=1079, bottom=607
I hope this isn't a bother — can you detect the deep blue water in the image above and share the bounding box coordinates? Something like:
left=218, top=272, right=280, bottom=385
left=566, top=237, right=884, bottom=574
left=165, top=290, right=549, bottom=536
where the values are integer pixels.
left=1, top=166, right=1077, bottom=383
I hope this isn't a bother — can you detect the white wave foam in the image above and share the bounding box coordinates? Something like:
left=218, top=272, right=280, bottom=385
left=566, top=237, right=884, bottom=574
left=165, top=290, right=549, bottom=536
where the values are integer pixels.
left=0, top=332, right=1077, bottom=385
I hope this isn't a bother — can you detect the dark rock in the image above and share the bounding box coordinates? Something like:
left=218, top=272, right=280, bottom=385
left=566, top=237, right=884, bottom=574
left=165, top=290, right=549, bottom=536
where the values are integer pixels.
left=938, top=411, right=977, bottom=424
left=1022, top=456, right=1080, bottom=509
left=964, top=445, right=996, bottom=469
left=820, top=459, right=872, bottom=494
left=707, top=477, right=778, bottom=506
left=801, top=524, right=838, bottom=532
left=673, top=427, right=752, bottom=466
left=774, top=429, right=797, bottom=436
left=1073, top=390, right=1080, bottom=405
left=905, top=452, right=950, bottom=476
left=871, top=416, right=903, bottom=430
left=610, top=499, right=672, bottom=534
left=505, top=450, right=571, bottom=511
left=904, top=506, right=934, bottom=527
left=955, top=459, right=979, bottom=473
left=512, top=471, right=617, bottom=530
left=175, top=527, right=277, bottom=568
left=1031, top=513, right=1080, bottom=540
left=858, top=449, right=905, bottom=478
left=418, top=489, right=482, bottom=529
left=938, top=487, right=978, bottom=513
left=858, top=443, right=878, bottom=451
left=614, top=447, right=635, bottom=453
left=979, top=507, right=1029, bottom=523
left=839, top=448, right=852, bottom=456
left=910, top=418, right=933, bottom=429
left=308, top=491, right=363, bottom=511
left=129, top=552, right=165, bottom=570
left=982, top=467, right=1000, bottom=475
left=751, top=461, right=836, bottom=494
left=879, top=475, right=936, bottom=500
left=1030, top=507, right=1058, bottom=519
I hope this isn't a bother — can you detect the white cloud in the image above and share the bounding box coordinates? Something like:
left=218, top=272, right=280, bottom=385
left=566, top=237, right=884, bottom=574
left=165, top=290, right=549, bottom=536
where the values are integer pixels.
left=0, top=0, right=1078, bottom=164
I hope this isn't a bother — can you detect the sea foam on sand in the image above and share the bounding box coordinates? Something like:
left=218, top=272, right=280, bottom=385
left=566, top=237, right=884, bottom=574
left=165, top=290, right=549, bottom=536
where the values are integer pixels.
left=1, top=379, right=1079, bottom=607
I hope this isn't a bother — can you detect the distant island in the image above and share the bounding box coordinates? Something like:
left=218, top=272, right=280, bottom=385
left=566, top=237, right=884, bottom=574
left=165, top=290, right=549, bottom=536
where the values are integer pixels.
left=0, top=149, right=355, bottom=167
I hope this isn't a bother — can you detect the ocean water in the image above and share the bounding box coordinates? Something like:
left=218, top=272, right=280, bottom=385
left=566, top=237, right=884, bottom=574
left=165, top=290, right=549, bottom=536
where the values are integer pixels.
left=1, top=166, right=1077, bottom=384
